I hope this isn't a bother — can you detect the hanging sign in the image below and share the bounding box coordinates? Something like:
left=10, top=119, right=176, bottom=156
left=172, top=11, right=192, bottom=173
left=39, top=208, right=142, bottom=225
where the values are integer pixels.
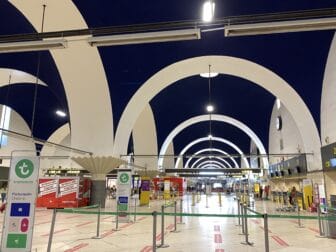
left=1, top=156, right=39, bottom=252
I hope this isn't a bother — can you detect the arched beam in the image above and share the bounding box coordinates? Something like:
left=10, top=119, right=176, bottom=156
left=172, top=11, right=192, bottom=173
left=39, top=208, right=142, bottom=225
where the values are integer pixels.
left=196, top=160, right=230, bottom=169
left=175, top=137, right=249, bottom=168
left=158, top=114, right=268, bottom=168
left=184, top=148, right=239, bottom=168
left=113, top=55, right=320, bottom=171
left=0, top=68, right=46, bottom=86
left=191, top=157, right=232, bottom=169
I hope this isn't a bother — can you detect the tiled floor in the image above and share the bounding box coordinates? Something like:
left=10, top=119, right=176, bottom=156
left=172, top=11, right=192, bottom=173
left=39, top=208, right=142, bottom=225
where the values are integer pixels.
left=1, top=194, right=336, bottom=251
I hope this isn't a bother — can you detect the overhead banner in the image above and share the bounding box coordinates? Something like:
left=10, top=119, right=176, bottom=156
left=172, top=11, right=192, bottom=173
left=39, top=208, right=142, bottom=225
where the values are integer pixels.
left=1, top=156, right=39, bottom=252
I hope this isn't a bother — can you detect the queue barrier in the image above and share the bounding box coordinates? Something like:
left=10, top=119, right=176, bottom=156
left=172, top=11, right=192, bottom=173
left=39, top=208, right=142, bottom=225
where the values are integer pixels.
left=47, top=202, right=336, bottom=252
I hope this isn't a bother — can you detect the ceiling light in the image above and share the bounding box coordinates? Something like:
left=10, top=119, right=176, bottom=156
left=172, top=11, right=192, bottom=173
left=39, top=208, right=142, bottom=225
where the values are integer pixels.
left=200, top=72, right=218, bottom=78
left=208, top=134, right=213, bottom=139
left=206, top=104, right=214, bottom=112
left=88, top=28, right=201, bottom=47
left=56, top=110, right=66, bottom=117
left=0, top=39, right=67, bottom=53
left=224, top=17, right=336, bottom=37
left=203, top=1, right=215, bottom=22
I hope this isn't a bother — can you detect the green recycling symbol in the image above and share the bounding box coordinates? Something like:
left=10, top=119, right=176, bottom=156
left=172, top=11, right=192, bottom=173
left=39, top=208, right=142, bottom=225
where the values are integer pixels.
left=119, top=173, right=129, bottom=183
left=15, top=159, right=34, bottom=179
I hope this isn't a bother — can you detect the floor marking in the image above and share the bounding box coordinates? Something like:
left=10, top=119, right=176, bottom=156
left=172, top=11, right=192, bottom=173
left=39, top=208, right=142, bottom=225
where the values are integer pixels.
left=251, top=219, right=261, bottom=224
left=102, top=216, right=112, bottom=220
left=35, top=220, right=51, bottom=226
left=65, top=215, right=81, bottom=219
left=259, top=226, right=272, bottom=233
left=308, top=227, right=319, bottom=233
left=64, top=243, right=89, bottom=252
left=76, top=221, right=94, bottom=227
left=156, top=233, right=162, bottom=241
left=100, top=230, right=115, bottom=238
left=215, top=249, right=224, bottom=252
left=137, top=216, right=146, bottom=221
left=214, top=234, right=222, bottom=243
left=166, top=224, right=174, bottom=230
left=214, top=225, right=220, bottom=231
left=271, top=235, right=289, bottom=247
left=41, top=229, right=69, bottom=237
left=140, top=245, right=152, bottom=252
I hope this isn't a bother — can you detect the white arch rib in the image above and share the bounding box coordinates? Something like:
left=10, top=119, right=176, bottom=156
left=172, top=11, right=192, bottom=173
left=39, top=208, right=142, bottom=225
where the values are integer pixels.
left=191, top=157, right=232, bottom=169
left=184, top=148, right=239, bottom=168
left=113, top=55, right=321, bottom=171
left=195, top=160, right=229, bottom=169
left=0, top=68, right=47, bottom=87
left=200, top=164, right=223, bottom=169
left=158, top=114, right=268, bottom=168
left=175, top=137, right=249, bottom=168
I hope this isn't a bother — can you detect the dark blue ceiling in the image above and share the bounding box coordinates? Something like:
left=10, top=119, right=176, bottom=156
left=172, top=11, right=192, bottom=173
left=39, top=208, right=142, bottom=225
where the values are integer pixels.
left=0, top=1, right=335, bottom=157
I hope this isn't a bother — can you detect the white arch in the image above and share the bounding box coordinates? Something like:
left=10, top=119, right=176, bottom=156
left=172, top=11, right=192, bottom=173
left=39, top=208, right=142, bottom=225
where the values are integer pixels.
left=195, top=160, right=230, bottom=169
left=113, top=55, right=321, bottom=170
left=195, top=160, right=226, bottom=169
left=184, top=148, right=239, bottom=168
left=11, top=1, right=114, bottom=155
left=191, top=157, right=232, bottom=169
left=158, top=114, right=268, bottom=168
left=175, top=137, right=249, bottom=168
left=200, top=164, right=223, bottom=169
left=0, top=68, right=47, bottom=87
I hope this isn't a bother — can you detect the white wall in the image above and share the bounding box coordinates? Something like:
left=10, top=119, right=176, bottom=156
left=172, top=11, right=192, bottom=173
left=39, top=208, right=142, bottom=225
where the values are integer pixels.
left=0, top=105, right=35, bottom=167
left=321, top=32, right=336, bottom=146
left=268, top=101, right=306, bottom=167
left=132, top=105, right=158, bottom=170
left=162, top=141, right=175, bottom=169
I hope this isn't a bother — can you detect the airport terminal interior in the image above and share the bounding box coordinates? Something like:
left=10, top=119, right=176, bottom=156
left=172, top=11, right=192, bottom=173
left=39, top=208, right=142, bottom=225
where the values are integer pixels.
left=1, top=1, right=336, bottom=251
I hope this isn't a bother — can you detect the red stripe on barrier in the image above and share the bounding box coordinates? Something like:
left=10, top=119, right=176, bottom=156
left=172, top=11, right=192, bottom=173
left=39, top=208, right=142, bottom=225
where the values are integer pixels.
left=41, top=229, right=69, bottom=237
left=100, top=230, right=115, bottom=238
left=308, top=227, right=319, bottom=233
left=214, top=225, right=220, bottom=231
left=215, top=249, right=224, bottom=252
left=76, top=221, right=94, bottom=227
left=64, top=243, right=89, bottom=252
left=271, top=235, right=289, bottom=247
left=214, top=234, right=222, bottom=243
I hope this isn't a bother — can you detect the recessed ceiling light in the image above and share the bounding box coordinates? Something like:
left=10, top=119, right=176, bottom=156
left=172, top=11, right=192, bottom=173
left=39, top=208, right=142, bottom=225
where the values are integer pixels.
left=206, top=104, right=214, bottom=112
left=56, top=110, right=66, bottom=117
left=200, top=72, right=218, bottom=78
left=208, top=134, right=213, bottom=139
left=276, top=98, right=281, bottom=110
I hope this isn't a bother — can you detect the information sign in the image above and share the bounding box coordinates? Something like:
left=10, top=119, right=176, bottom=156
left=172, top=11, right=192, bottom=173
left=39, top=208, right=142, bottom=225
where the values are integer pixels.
left=117, top=171, right=131, bottom=222
left=1, top=156, right=39, bottom=252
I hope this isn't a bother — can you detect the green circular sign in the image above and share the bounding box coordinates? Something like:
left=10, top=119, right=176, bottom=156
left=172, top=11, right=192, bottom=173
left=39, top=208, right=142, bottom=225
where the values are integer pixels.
left=119, top=173, right=129, bottom=183
left=15, top=159, right=34, bottom=179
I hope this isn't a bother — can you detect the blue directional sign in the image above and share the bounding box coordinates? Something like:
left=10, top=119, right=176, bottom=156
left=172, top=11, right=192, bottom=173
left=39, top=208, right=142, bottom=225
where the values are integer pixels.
left=10, top=203, right=30, bottom=217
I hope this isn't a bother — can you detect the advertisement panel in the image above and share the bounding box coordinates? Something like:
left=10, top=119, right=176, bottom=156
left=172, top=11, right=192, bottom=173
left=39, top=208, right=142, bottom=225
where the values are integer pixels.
left=58, top=178, right=79, bottom=208
left=1, top=156, right=39, bottom=252
left=36, top=178, right=58, bottom=208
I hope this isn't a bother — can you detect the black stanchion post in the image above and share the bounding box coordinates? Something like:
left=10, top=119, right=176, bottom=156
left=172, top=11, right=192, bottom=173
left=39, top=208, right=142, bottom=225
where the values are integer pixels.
left=171, top=201, right=179, bottom=233
left=237, top=199, right=241, bottom=226
left=297, top=205, right=304, bottom=228
left=240, top=203, right=245, bottom=234
left=241, top=205, right=253, bottom=246
left=263, top=213, right=269, bottom=252
left=317, top=204, right=325, bottom=237
left=158, top=205, right=169, bottom=248
left=113, top=200, right=120, bottom=231
left=178, top=198, right=185, bottom=224
left=47, top=208, right=57, bottom=252
left=92, top=202, right=102, bottom=239
left=152, top=211, right=157, bottom=252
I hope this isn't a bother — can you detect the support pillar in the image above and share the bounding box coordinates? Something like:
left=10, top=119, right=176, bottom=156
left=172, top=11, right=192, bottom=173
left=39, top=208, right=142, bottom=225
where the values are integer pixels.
left=91, top=180, right=107, bottom=208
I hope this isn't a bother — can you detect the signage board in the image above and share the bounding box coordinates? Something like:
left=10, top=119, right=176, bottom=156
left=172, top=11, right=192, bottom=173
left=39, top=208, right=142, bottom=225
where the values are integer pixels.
left=321, top=142, right=336, bottom=170
left=117, top=171, right=131, bottom=222
left=1, top=156, right=39, bottom=252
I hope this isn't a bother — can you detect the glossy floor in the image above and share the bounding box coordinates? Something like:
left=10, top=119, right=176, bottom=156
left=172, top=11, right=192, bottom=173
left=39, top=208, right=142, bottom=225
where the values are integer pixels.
left=1, top=194, right=335, bottom=251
